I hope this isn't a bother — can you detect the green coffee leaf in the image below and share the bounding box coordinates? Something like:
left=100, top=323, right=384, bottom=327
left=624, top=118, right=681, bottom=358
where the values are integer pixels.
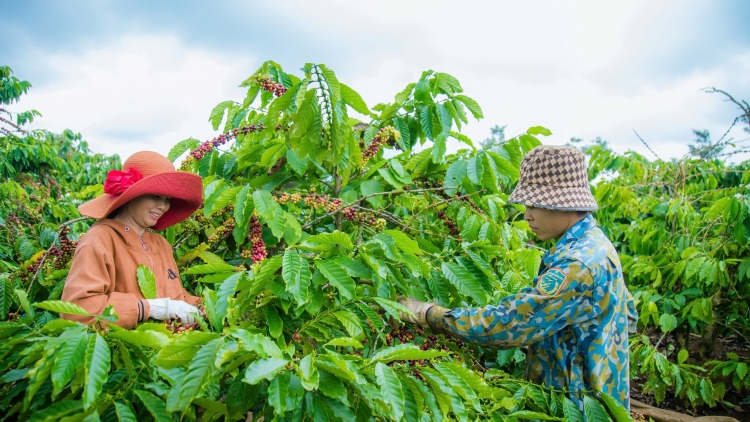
left=51, top=332, right=88, bottom=394
left=563, top=397, right=584, bottom=422
left=454, top=94, right=483, bottom=119
left=209, top=100, right=234, bottom=130
left=297, top=353, right=320, bottom=391
left=135, top=265, right=157, bottom=299
left=506, top=410, right=564, bottom=421
left=282, top=249, right=311, bottom=305
left=252, top=189, right=278, bottom=219
left=156, top=331, right=221, bottom=368
left=14, top=288, right=34, bottom=318
left=83, top=333, right=110, bottom=410
left=167, top=138, right=200, bottom=162
left=174, top=338, right=224, bottom=412
left=371, top=297, right=414, bottom=322
left=383, top=230, right=422, bottom=255
left=442, top=262, right=487, bottom=305
left=268, top=371, right=290, bottom=415
left=26, top=400, right=83, bottom=422
left=527, top=126, right=552, bottom=136
left=183, top=262, right=238, bottom=275
left=0, top=277, right=11, bottom=320
left=324, top=337, right=364, bottom=348
left=34, top=300, right=89, bottom=316
left=434, top=362, right=481, bottom=412
left=243, top=357, right=289, bottom=385
left=332, top=310, right=364, bottom=339
left=134, top=390, right=171, bottom=422
left=375, top=362, right=405, bottom=422
left=583, top=395, right=610, bottom=422
left=304, top=231, right=354, bottom=250
left=370, top=344, right=448, bottom=364
left=315, top=259, right=355, bottom=299
left=659, top=313, right=678, bottom=333
left=114, top=401, right=138, bottom=422
left=340, top=83, right=373, bottom=117
left=598, top=391, right=633, bottom=422
left=108, top=330, right=170, bottom=349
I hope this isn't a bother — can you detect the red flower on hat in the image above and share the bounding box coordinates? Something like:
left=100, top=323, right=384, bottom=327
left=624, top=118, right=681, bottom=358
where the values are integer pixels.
left=104, top=167, right=143, bottom=195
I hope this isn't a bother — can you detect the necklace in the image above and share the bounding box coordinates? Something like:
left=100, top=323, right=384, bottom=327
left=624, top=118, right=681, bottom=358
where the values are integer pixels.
left=124, top=226, right=149, bottom=251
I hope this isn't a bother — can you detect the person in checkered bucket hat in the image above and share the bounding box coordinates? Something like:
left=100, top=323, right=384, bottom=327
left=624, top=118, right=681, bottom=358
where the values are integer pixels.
left=399, top=145, right=638, bottom=411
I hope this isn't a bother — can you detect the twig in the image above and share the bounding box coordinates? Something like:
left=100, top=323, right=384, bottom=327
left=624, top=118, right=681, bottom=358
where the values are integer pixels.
left=319, top=179, right=334, bottom=191
left=301, top=186, right=456, bottom=229
left=703, top=87, right=750, bottom=128
left=632, top=130, right=662, bottom=161
left=0, top=116, right=28, bottom=134
left=353, top=205, right=457, bottom=241
left=407, top=190, right=484, bottom=223
left=653, top=331, right=669, bottom=352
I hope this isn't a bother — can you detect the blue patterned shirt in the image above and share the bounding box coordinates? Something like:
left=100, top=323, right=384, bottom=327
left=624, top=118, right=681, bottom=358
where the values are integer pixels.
left=427, top=215, right=637, bottom=410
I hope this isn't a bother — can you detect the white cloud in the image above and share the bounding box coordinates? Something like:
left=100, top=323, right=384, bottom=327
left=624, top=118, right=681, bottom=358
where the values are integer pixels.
left=6, top=0, right=750, bottom=166
left=10, top=35, right=254, bottom=161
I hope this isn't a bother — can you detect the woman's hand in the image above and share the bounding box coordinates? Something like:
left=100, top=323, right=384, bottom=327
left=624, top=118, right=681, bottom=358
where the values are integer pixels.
left=147, top=298, right=201, bottom=324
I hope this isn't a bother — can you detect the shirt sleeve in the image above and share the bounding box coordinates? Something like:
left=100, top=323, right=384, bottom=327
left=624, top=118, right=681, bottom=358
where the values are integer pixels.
left=60, top=244, right=142, bottom=329
left=426, top=259, right=600, bottom=348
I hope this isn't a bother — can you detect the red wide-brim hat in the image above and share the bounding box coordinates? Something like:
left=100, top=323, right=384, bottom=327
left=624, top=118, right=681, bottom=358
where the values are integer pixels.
left=78, top=151, right=203, bottom=230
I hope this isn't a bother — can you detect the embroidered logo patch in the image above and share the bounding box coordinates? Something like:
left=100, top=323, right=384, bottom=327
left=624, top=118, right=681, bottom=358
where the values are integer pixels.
left=536, top=268, right=568, bottom=296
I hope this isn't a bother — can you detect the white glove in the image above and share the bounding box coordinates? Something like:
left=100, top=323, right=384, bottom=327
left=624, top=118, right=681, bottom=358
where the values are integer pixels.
left=397, top=296, right=435, bottom=326
left=147, top=298, right=200, bottom=324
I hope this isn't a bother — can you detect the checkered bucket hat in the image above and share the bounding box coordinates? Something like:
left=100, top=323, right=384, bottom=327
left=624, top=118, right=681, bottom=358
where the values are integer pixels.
left=508, top=145, right=598, bottom=211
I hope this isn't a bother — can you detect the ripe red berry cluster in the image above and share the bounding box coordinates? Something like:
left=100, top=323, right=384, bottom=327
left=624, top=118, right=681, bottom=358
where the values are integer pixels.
left=14, top=253, right=45, bottom=284
left=252, top=74, right=287, bottom=97
left=437, top=210, right=460, bottom=238
left=244, top=214, right=266, bottom=263
left=341, top=208, right=386, bottom=230
left=207, top=219, right=235, bottom=245
left=275, top=123, right=290, bottom=132
left=180, top=124, right=265, bottom=170
left=48, top=227, right=78, bottom=270
left=361, top=126, right=399, bottom=165
left=342, top=207, right=357, bottom=220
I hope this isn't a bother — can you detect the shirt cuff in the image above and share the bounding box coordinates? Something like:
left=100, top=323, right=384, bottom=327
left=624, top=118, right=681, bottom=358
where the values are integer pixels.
left=425, top=304, right=449, bottom=334
left=138, top=299, right=151, bottom=322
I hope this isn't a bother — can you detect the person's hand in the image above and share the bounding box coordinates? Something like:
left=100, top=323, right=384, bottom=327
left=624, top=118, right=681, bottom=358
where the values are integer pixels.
left=147, top=298, right=201, bottom=324
left=397, top=296, right=434, bottom=326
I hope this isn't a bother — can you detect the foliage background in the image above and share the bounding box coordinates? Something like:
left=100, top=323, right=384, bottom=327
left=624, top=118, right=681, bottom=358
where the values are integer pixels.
left=1, top=62, right=749, bottom=421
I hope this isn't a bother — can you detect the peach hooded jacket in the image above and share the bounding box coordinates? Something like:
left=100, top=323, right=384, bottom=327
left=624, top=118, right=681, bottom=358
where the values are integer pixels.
left=61, top=219, right=200, bottom=328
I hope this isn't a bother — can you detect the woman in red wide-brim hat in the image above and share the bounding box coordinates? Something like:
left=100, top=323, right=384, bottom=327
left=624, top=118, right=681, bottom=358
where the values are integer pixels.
left=61, top=151, right=204, bottom=329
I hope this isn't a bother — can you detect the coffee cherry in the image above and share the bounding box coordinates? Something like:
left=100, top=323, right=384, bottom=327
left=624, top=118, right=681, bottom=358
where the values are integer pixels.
left=247, top=214, right=266, bottom=263
left=180, top=124, right=265, bottom=170
left=362, top=126, right=399, bottom=165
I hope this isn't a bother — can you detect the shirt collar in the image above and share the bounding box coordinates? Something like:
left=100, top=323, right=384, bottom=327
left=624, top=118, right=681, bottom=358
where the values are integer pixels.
left=542, top=214, right=596, bottom=264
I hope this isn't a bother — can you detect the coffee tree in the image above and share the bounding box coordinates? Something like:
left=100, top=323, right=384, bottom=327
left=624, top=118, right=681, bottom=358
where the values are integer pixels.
left=0, top=61, right=643, bottom=421
left=587, top=141, right=750, bottom=406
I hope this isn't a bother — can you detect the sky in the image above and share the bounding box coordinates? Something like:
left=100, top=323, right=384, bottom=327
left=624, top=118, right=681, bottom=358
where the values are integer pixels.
left=2, top=0, right=750, bottom=163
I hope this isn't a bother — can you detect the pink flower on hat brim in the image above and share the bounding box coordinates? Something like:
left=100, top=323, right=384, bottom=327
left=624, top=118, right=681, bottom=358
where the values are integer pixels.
left=104, top=168, right=144, bottom=195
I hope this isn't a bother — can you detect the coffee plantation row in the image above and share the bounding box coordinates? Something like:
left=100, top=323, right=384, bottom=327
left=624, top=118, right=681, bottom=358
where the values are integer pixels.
left=1, top=62, right=749, bottom=421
